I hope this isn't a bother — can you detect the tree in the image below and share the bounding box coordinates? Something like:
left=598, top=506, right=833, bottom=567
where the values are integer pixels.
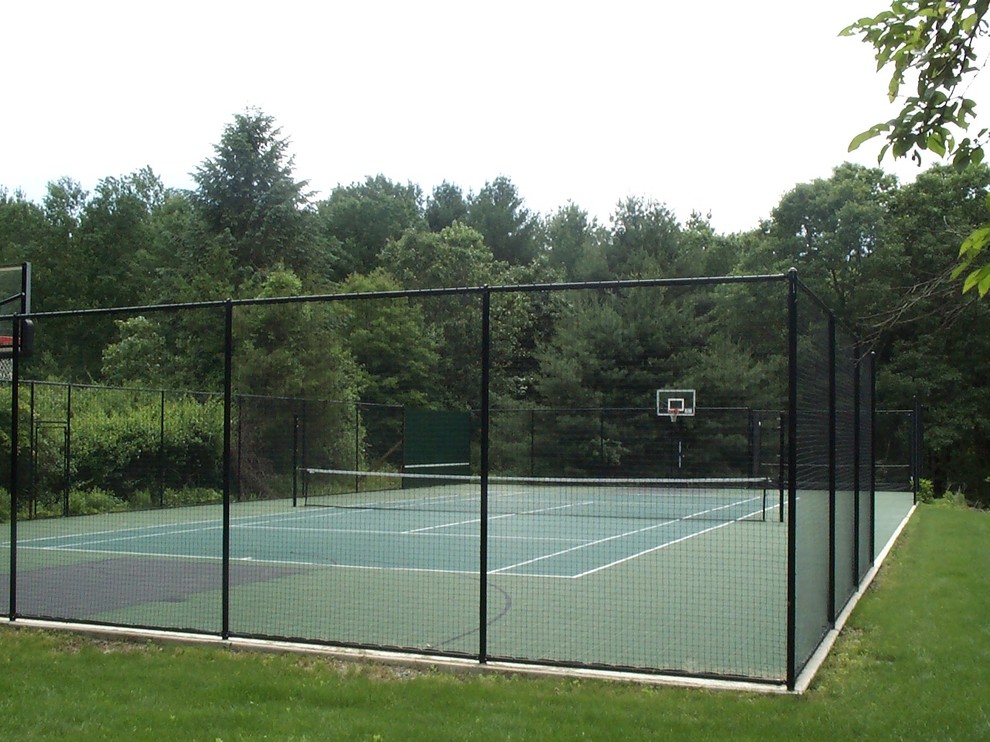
left=317, top=175, right=424, bottom=277
left=425, top=181, right=468, bottom=232
left=339, top=269, right=440, bottom=409
left=843, top=1, right=990, bottom=295
left=545, top=203, right=608, bottom=281
left=606, top=197, right=682, bottom=278
left=101, top=316, right=168, bottom=386
left=193, top=109, right=314, bottom=279
left=0, top=188, right=48, bottom=266
left=466, top=176, right=544, bottom=265
left=380, top=222, right=507, bottom=289
left=764, top=163, right=900, bottom=321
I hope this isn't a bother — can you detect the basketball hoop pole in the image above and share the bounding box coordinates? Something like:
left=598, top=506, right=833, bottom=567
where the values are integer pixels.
left=656, top=389, right=696, bottom=472
left=667, top=408, right=684, bottom=470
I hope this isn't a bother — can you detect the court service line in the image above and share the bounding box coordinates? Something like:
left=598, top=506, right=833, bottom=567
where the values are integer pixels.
left=16, top=544, right=486, bottom=577
left=402, top=501, right=596, bottom=534
left=573, top=508, right=765, bottom=578
left=491, top=497, right=764, bottom=576
left=36, top=523, right=223, bottom=550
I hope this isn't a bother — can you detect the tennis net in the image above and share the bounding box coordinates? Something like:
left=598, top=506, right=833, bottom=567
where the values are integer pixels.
left=299, top=468, right=781, bottom=523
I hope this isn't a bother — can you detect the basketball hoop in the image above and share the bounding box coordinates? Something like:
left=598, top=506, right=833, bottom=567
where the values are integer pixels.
left=656, top=389, right=696, bottom=420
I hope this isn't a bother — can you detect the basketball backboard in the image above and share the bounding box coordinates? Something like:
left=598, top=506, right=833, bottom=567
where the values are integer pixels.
left=656, top=388, right=696, bottom=420
left=0, top=262, right=32, bottom=358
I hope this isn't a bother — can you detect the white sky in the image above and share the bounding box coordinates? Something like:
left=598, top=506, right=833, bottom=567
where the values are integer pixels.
left=2, top=1, right=985, bottom=234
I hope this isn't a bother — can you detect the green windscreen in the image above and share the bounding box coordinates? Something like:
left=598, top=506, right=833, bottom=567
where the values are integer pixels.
left=403, top=408, right=472, bottom=482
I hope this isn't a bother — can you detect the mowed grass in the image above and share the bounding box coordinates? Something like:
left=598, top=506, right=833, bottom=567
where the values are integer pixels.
left=0, top=503, right=987, bottom=741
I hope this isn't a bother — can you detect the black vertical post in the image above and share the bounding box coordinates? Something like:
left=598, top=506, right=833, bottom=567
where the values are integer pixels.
left=852, top=343, right=862, bottom=584
left=869, top=352, right=877, bottom=561
left=29, top=382, right=35, bottom=518
left=599, top=408, right=605, bottom=471
left=778, top=412, right=786, bottom=523
left=786, top=269, right=798, bottom=690
left=222, top=300, right=233, bottom=640
left=64, top=384, right=72, bottom=517
left=159, top=389, right=166, bottom=507
left=479, top=288, right=491, bottom=664
left=827, top=313, right=837, bottom=625
left=236, top=395, right=243, bottom=501
left=292, top=414, right=300, bottom=507
left=529, top=409, right=535, bottom=477
left=911, top=395, right=923, bottom=502
left=9, top=316, right=20, bottom=619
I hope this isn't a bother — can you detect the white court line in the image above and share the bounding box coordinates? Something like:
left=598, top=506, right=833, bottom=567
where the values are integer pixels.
left=8, top=495, right=779, bottom=579
left=492, top=496, right=766, bottom=576
left=11, top=515, right=227, bottom=547
left=42, top=523, right=223, bottom=550
left=233, top=523, right=584, bottom=543
left=573, top=501, right=781, bottom=578
left=7, top=502, right=374, bottom=549
left=402, top=501, right=595, bottom=534
left=17, top=544, right=488, bottom=577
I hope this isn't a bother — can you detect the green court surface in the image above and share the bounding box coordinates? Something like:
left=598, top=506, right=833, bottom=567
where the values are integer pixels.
left=0, top=489, right=914, bottom=682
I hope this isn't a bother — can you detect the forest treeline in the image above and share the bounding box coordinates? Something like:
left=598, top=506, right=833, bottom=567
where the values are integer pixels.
left=2, top=109, right=988, bottom=503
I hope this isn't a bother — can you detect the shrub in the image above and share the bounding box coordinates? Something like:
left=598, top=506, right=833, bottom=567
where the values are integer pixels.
left=66, top=392, right=224, bottom=504
left=917, top=478, right=936, bottom=503
left=68, top=488, right=127, bottom=516
left=162, top=487, right=222, bottom=507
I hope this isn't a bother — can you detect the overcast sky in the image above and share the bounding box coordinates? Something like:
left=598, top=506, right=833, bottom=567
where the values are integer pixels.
left=3, top=1, right=985, bottom=234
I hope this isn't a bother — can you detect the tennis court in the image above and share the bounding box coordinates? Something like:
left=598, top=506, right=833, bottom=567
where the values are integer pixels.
left=2, top=273, right=920, bottom=689
left=3, top=475, right=790, bottom=679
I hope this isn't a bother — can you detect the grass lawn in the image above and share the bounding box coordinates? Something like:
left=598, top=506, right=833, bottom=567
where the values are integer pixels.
left=0, top=502, right=987, bottom=741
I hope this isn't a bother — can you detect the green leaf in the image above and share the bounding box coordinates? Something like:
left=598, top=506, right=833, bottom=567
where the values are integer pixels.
left=849, top=125, right=887, bottom=152
left=927, top=134, right=947, bottom=156
left=979, top=269, right=990, bottom=297
left=963, top=269, right=983, bottom=293
left=960, top=226, right=990, bottom=255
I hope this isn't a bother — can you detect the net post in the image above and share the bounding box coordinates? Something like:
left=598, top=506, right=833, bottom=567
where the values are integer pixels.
left=778, top=412, right=786, bottom=523
left=292, top=414, right=300, bottom=507
left=911, top=395, right=923, bottom=502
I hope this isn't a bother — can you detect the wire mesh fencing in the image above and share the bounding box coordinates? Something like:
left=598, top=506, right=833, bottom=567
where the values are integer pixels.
left=0, top=272, right=906, bottom=689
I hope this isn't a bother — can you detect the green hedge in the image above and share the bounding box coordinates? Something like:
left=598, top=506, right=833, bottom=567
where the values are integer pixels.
left=68, top=393, right=224, bottom=502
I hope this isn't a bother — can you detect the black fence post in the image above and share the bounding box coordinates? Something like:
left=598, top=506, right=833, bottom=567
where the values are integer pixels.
left=786, top=268, right=798, bottom=690
left=912, top=395, right=923, bottom=501
left=292, top=414, right=300, bottom=507
left=222, top=300, right=233, bottom=640
left=827, top=312, right=837, bottom=625
left=8, top=316, right=20, bottom=619
left=870, top=352, right=877, bottom=560
left=479, top=287, right=491, bottom=664
left=853, top=343, right=862, bottom=584
left=159, top=389, right=166, bottom=507
left=65, top=383, right=72, bottom=517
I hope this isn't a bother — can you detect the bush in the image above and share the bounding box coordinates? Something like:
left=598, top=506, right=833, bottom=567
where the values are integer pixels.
left=68, top=488, right=127, bottom=516
left=918, top=478, right=936, bottom=503
left=162, top=487, right=222, bottom=507
left=66, top=391, right=224, bottom=504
